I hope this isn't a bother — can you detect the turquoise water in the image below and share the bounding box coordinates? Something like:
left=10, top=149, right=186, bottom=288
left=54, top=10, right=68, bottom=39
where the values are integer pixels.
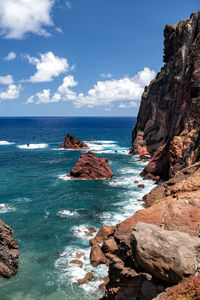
left=0, top=117, right=155, bottom=300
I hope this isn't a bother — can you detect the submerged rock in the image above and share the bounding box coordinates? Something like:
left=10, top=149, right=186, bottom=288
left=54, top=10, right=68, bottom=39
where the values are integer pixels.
left=0, top=220, right=19, bottom=278
left=69, top=151, right=114, bottom=179
left=58, top=133, right=88, bottom=150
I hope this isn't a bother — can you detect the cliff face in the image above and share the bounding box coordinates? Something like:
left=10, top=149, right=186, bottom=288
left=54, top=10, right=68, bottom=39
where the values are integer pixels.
left=131, top=11, right=200, bottom=179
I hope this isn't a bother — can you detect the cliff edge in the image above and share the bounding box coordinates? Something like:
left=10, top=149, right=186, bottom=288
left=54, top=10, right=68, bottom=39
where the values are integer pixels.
left=131, top=11, right=200, bottom=180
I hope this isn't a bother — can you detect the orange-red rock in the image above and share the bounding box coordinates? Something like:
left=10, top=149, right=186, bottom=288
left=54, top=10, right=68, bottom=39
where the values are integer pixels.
left=58, top=133, right=88, bottom=150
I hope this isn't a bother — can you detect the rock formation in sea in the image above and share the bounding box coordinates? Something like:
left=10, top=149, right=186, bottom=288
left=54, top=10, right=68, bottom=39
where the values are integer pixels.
left=89, top=11, right=200, bottom=300
left=0, top=220, right=19, bottom=278
left=58, top=133, right=89, bottom=150
left=69, top=151, right=114, bottom=179
left=131, top=10, right=200, bottom=180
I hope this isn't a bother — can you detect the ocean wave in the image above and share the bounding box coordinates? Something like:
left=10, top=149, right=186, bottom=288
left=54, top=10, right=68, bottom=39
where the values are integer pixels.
left=57, top=174, right=71, bottom=181
left=0, top=141, right=15, bottom=145
left=17, top=143, right=48, bottom=149
left=72, top=224, right=96, bottom=240
left=0, top=204, right=16, bottom=213
left=57, top=210, right=79, bottom=218
left=86, top=140, right=129, bottom=155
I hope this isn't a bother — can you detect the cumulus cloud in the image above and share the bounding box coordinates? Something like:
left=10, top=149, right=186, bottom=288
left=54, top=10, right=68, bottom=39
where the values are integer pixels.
left=0, top=84, right=22, bottom=99
left=0, top=75, right=14, bottom=84
left=118, top=101, right=137, bottom=108
left=24, top=52, right=69, bottom=83
left=27, top=89, right=61, bottom=104
left=3, top=51, right=16, bottom=61
left=74, top=67, right=155, bottom=107
left=26, top=67, right=155, bottom=107
left=0, top=0, right=54, bottom=39
left=100, top=73, right=113, bottom=79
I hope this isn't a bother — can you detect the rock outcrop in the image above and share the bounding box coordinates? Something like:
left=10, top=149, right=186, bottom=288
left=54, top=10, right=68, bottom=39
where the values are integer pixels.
left=0, top=220, right=19, bottom=278
left=69, top=151, right=114, bottom=179
left=131, top=222, right=200, bottom=284
left=58, top=133, right=88, bottom=150
left=131, top=11, right=200, bottom=180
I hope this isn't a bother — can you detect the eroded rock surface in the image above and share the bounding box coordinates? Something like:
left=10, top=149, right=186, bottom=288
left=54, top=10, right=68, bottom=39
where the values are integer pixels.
left=131, top=11, right=200, bottom=180
left=69, top=152, right=114, bottom=179
left=59, top=133, right=88, bottom=150
left=0, top=220, right=19, bottom=278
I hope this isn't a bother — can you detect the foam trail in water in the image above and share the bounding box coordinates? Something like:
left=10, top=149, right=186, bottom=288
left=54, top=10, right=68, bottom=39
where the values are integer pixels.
left=0, top=141, right=15, bottom=145
left=57, top=210, right=79, bottom=218
left=0, top=204, right=16, bottom=213
left=18, top=143, right=48, bottom=149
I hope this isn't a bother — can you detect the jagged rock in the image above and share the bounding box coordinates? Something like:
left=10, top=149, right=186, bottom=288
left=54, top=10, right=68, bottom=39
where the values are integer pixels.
left=131, top=11, right=200, bottom=180
left=90, top=244, right=107, bottom=267
left=153, top=273, right=200, bottom=299
left=77, top=272, right=94, bottom=285
left=90, top=225, right=115, bottom=245
left=131, top=222, right=200, bottom=284
left=69, top=259, right=83, bottom=268
left=0, top=220, right=19, bottom=278
left=58, top=133, right=88, bottom=150
left=69, top=152, right=114, bottom=179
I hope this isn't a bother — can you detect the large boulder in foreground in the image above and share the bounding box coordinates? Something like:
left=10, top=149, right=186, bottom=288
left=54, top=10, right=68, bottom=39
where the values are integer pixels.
left=69, top=151, right=114, bottom=179
left=131, top=222, right=200, bottom=284
left=58, top=133, right=88, bottom=150
left=0, top=220, right=19, bottom=278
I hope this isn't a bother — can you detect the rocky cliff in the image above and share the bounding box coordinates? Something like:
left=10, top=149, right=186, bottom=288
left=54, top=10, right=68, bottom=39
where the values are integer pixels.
left=131, top=11, right=200, bottom=180
left=89, top=11, right=200, bottom=300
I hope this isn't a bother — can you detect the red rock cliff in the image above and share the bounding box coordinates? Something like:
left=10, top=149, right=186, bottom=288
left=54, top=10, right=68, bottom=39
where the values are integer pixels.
left=131, top=11, right=200, bottom=179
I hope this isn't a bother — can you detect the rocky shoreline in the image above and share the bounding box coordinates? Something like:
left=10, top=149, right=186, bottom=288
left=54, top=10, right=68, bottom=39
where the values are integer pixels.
left=89, top=11, right=200, bottom=300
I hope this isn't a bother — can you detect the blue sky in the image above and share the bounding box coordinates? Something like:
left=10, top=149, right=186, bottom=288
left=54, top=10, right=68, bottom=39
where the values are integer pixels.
left=0, top=0, right=199, bottom=116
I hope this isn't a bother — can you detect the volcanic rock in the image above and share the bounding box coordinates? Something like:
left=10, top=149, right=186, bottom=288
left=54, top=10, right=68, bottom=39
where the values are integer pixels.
left=0, top=220, right=19, bottom=278
left=58, top=133, right=88, bottom=150
left=69, top=152, right=114, bottom=179
left=131, top=11, right=200, bottom=180
left=131, top=222, right=200, bottom=284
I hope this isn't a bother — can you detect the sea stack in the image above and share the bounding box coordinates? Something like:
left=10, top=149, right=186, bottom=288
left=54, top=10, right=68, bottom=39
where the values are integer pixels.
left=131, top=11, right=200, bottom=180
left=69, top=151, right=114, bottom=179
left=58, top=133, right=89, bottom=150
left=0, top=220, right=19, bottom=278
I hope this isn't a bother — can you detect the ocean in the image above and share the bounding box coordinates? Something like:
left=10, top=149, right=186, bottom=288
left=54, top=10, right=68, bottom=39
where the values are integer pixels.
left=0, top=117, right=155, bottom=300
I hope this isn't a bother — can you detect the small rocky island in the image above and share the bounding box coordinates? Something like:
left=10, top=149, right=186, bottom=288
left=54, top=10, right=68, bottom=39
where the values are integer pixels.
left=0, top=220, right=19, bottom=279
left=90, top=10, right=200, bottom=300
left=58, top=133, right=89, bottom=150
left=69, top=151, right=114, bottom=179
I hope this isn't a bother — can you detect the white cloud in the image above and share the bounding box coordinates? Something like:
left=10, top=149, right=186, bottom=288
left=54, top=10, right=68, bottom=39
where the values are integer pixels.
left=100, top=73, right=113, bottom=79
left=0, top=84, right=22, bottom=99
left=0, top=75, right=14, bottom=84
left=74, top=67, right=155, bottom=107
left=65, top=1, right=72, bottom=9
left=24, top=52, right=69, bottom=83
left=26, top=67, right=155, bottom=108
left=118, top=101, right=137, bottom=108
left=0, top=0, right=54, bottom=39
left=3, top=51, right=16, bottom=61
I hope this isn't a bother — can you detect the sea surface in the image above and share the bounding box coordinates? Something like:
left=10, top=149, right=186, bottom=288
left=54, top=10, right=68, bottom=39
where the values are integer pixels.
left=0, top=117, right=155, bottom=300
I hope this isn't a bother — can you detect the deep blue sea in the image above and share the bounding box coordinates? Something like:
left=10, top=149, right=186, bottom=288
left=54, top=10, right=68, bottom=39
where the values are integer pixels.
left=0, top=117, right=155, bottom=300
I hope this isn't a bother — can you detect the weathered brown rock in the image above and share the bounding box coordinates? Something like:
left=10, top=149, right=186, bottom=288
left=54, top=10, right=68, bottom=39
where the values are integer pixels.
left=0, top=220, right=19, bottom=278
left=69, top=259, right=83, bottom=268
left=69, top=152, right=114, bottom=179
left=138, top=184, right=145, bottom=189
left=153, top=273, right=200, bottom=300
left=58, top=133, right=88, bottom=150
left=77, top=272, right=94, bottom=285
left=131, top=222, right=200, bottom=284
left=90, top=244, right=107, bottom=267
left=90, top=225, right=115, bottom=245
left=131, top=11, right=200, bottom=180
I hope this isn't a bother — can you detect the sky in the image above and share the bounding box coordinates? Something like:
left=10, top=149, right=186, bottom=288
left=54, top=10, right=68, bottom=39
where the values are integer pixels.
left=0, top=0, right=199, bottom=117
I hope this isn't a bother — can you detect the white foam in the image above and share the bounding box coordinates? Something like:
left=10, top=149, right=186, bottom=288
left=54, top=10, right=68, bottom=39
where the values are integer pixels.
left=57, top=210, right=79, bottom=218
left=17, top=143, right=48, bottom=149
left=57, top=174, right=71, bottom=181
left=0, top=141, right=14, bottom=145
left=72, top=225, right=96, bottom=240
left=0, top=204, right=15, bottom=213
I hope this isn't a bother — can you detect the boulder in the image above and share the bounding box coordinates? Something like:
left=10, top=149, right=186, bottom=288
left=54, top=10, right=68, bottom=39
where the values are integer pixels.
left=131, top=222, right=200, bottom=284
left=58, top=133, right=88, bottom=150
left=90, top=225, right=115, bottom=245
left=0, top=220, right=19, bottom=278
left=69, top=259, right=83, bottom=268
left=69, top=152, right=114, bottom=179
left=77, top=272, right=94, bottom=285
left=90, top=244, right=107, bottom=267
